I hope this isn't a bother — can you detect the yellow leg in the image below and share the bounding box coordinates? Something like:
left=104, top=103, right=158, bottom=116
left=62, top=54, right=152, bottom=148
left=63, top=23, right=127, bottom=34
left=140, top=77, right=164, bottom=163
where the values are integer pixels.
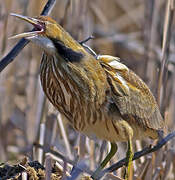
left=91, top=142, right=117, bottom=180
left=125, top=139, right=133, bottom=180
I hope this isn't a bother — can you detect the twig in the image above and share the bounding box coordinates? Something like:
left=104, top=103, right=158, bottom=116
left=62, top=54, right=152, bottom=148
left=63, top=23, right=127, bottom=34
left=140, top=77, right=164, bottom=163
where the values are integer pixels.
left=157, top=0, right=174, bottom=107
left=21, top=172, right=27, bottom=180
left=37, top=123, right=46, bottom=164
left=79, top=36, right=97, bottom=57
left=67, top=160, right=88, bottom=180
left=41, top=0, right=56, bottom=16
left=97, top=130, right=175, bottom=179
left=79, top=35, right=94, bottom=44
left=57, top=113, right=72, bottom=159
left=34, top=143, right=73, bottom=166
left=45, top=155, right=52, bottom=180
left=34, top=131, right=175, bottom=179
left=81, top=44, right=97, bottom=57
left=33, top=142, right=93, bottom=175
left=0, top=0, right=56, bottom=73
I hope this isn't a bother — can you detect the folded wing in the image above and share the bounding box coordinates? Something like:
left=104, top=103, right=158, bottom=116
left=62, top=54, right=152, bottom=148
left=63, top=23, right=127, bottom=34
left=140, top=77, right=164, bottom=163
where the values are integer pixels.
left=98, top=55, right=164, bottom=130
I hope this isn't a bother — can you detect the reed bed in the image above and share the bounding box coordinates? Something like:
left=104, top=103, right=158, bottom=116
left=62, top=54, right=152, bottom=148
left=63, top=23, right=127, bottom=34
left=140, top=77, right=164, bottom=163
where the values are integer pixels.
left=0, top=0, right=175, bottom=179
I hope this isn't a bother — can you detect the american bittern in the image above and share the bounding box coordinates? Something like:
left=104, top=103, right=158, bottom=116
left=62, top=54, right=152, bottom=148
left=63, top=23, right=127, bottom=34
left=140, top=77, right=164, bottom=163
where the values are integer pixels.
left=10, top=14, right=164, bottom=179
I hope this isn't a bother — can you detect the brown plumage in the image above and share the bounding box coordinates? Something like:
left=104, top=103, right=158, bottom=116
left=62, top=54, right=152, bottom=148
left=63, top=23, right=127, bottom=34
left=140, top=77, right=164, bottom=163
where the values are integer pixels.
left=10, top=14, right=164, bottom=178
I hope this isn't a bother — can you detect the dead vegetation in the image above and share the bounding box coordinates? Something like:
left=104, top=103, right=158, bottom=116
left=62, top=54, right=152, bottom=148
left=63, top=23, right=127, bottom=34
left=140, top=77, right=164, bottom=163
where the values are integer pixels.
left=0, top=0, right=175, bottom=179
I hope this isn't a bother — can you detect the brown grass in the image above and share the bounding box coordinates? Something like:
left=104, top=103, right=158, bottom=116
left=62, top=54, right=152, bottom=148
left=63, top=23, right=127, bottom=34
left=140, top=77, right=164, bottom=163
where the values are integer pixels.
left=0, top=0, right=175, bottom=179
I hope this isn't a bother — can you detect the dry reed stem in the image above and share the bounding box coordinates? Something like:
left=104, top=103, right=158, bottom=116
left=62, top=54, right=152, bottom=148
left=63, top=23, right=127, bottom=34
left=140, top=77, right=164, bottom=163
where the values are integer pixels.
left=0, top=0, right=175, bottom=179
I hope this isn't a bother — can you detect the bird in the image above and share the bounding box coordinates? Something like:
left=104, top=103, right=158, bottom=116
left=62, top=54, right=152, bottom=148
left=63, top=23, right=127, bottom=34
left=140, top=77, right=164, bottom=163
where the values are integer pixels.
left=10, top=13, right=165, bottom=179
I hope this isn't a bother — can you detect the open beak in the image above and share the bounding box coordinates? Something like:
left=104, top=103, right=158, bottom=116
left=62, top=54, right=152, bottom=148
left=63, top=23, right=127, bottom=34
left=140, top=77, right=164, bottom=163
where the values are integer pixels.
left=9, top=13, right=44, bottom=39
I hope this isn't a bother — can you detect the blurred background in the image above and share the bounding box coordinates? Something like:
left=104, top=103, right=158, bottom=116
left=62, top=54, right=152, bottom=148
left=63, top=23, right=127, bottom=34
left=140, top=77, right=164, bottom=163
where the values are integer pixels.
left=0, top=0, right=175, bottom=179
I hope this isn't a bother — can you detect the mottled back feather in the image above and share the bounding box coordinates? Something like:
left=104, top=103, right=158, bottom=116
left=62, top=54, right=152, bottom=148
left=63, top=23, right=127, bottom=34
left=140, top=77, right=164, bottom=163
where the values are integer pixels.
left=99, top=55, right=164, bottom=131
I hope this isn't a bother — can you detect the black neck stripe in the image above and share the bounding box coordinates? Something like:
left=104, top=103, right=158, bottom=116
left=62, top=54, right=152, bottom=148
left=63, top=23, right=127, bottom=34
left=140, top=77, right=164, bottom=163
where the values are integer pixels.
left=50, top=38, right=84, bottom=62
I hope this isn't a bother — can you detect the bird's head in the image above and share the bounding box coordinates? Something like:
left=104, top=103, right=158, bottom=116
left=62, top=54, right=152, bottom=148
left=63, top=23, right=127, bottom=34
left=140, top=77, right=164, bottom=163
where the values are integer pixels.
left=10, top=13, right=85, bottom=55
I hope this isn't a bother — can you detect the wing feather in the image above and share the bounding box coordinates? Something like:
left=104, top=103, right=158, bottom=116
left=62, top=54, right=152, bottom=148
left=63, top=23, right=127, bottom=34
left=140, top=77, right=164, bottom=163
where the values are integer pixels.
left=99, top=55, right=164, bottom=130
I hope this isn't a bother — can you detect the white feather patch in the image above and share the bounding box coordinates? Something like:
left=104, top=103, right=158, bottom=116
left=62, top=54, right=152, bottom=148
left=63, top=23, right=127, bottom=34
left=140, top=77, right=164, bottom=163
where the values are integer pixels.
left=97, top=55, right=128, bottom=71
left=114, top=73, right=129, bottom=94
left=108, top=60, right=128, bottom=71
